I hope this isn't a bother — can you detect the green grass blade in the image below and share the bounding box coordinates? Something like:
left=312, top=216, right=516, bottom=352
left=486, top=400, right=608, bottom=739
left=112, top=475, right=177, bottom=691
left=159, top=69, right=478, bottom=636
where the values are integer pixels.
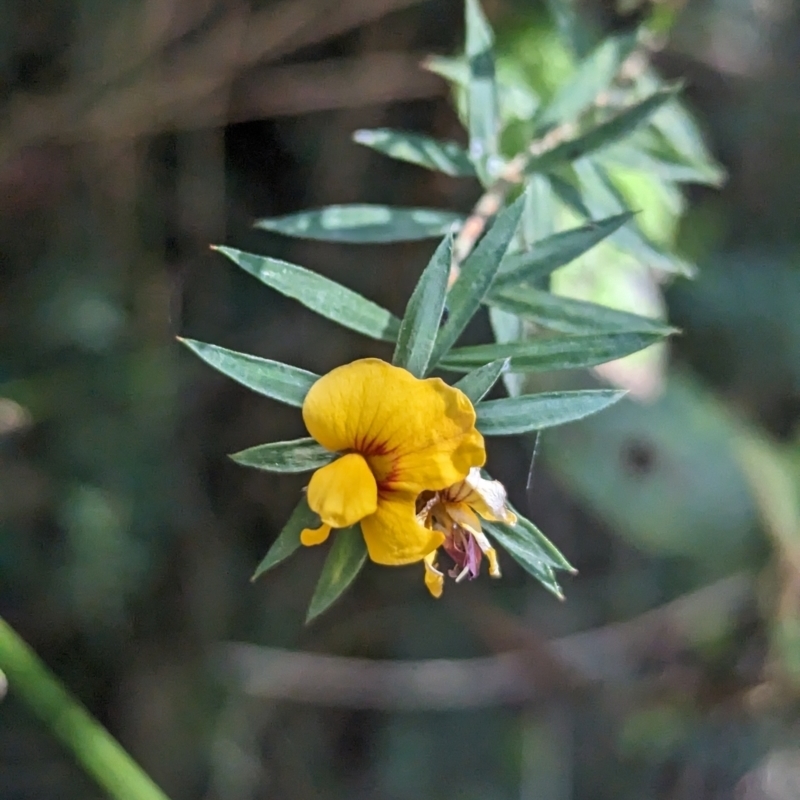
left=179, top=338, right=317, bottom=407
left=230, top=438, right=335, bottom=473
left=254, top=205, right=462, bottom=243
left=0, top=617, right=172, bottom=800
left=393, top=235, right=452, bottom=377
left=476, top=390, right=627, bottom=435
left=306, top=527, right=368, bottom=622
left=215, top=246, right=400, bottom=342
left=353, top=129, right=475, bottom=177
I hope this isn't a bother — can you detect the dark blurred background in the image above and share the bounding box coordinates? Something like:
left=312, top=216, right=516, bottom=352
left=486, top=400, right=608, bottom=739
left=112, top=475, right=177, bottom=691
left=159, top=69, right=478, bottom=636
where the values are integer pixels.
left=1, top=0, right=799, bottom=798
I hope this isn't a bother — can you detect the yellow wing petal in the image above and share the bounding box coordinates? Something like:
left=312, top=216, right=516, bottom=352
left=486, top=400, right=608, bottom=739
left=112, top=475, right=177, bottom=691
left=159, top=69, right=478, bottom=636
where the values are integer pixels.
left=307, top=453, right=377, bottom=528
left=360, top=492, right=445, bottom=566
left=300, top=523, right=331, bottom=546
left=423, top=551, right=444, bottom=598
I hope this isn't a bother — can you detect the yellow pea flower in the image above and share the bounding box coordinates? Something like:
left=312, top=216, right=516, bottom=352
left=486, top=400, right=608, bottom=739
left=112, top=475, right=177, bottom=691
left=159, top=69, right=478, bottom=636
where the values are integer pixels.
left=299, top=359, right=486, bottom=567
left=418, top=468, right=517, bottom=598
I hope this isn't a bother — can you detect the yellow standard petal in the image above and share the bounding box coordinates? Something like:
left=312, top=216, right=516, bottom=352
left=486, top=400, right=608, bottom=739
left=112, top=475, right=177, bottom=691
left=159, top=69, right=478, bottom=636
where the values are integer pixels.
left=360, top=492, right=445, bottom=566
left=307, top=453, right=377, bottom=528
left=303, top=359, right=485, bottom=494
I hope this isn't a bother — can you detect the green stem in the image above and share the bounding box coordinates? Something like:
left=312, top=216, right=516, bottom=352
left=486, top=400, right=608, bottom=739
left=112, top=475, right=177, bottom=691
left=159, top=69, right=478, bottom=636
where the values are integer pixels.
left=0, top=616, right=171, bottom=800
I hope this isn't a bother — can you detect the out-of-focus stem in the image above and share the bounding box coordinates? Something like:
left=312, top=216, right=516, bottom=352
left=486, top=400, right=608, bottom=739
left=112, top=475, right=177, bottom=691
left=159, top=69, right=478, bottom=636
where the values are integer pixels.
left=0, top=616, right=171, bottom=800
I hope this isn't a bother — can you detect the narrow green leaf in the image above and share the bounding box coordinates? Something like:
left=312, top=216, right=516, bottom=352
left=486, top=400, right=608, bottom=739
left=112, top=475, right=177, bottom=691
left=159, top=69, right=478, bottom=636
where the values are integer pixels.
left=572, top=159, right=695, bottom=276
left=483, top=515, right=564, bottom=569
left=526, top=87, right=680, bottom=174
left=639, top=70, right=722, bottom=175
left=486, top=285, right=675, bottom=335
left=600, top=139, right=725, bottom=187
left=215, top=246, right=400, bottom=342
left=306, top=527, right=368, bottom=622
left=508, top=505, right=575, bottom=571
left=431, top=196, right=525, bottom=365
left=538, top=33, right=638, bottom=127
left=652, top=100, right=713, bottom=166
left=488, top=308, right=526, bottom=396
left=548, top=172, right=593, bottom=218
left=494, top=213, right=633, bottom=287
left=254, top=205, right=462, bottom=243
left=440, top=330, right=664, bottom=372
left=489, top=306, right=524, bottom=346
left=479, top=478, right=574, bottom=572
left=545, top=0, right=593, bottom=58
left=483, top=518, right=564, bottom=597
left=476, top=390, right=627, bottom=435
left=230, top=438, right=335, bottom=473
left=465, top=0, right=499, bottom=180
left=466, top=0, right=494, bottom=59
left=422, top=55, right=468, bottom=86
left=522, top=175, right=556, bottom=246
left=179, top=338, right=317, bottom=407
left=393, top=235, right=452, bottom=377
left=252, top=497, right=319, bottom=580
left=353, top=129, right=476, bottom=177
left=454, top=359, right=509, bottom=403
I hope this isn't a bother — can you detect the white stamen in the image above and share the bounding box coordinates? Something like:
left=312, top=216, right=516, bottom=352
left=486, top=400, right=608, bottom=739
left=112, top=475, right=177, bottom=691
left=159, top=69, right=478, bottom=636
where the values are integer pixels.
left=454, top=566, right=471, bottom=583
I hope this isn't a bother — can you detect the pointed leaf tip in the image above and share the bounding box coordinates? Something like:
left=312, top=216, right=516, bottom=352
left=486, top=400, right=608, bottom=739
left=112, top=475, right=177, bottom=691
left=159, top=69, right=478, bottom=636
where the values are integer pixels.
left=493, top=212, right=634, bottom=287
left=538, top=32, right=638, bottom=127
left=441, top=330, right=665, bottom=373
left=487, top=285, right=675, bottom=336
left=180, top=338, right=318, bottom=406
left=255, top=205, right=462, bottom=243
left=306, top=527, right=367, bottom=622
left=483, top=517, right=565, bottom=597
left=455, top=359, right=509, bottom=403
left=252, top=497, right=319, bottom=580
left=393, top=234, right=452, bottom=376
left=353, top=129, right=476, bottom=177
left=431, top=195, right=525, bottom=365
left=476, top=389, right=628, bottom=435
left=465, top=0, right=499, bottom=181
left=527, top=87, right=681, bottom=175
left=230, top=438, right=336, bottom=473
left=216, top=246, right=400, bottom=342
